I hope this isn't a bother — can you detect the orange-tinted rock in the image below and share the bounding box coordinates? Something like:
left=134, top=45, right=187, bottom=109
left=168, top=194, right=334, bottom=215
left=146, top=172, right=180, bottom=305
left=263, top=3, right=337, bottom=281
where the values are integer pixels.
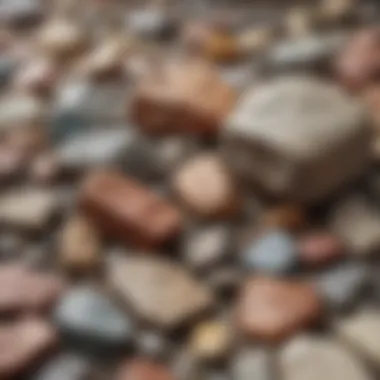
left=172, top=153, right=239, bottom=218
left=80, top=170, right=182, bottom=248
left=0, top=319, right=57, bottom=377
left=236, top=277, right=321, bottom=342
left=131, top=59, right=236, bottom=136
left=117, top=358, right=175, bottom=380
left=335, top=28, right=380, bottom=92
left=261, top=204, right=306, bottom=231
left=298, top=231, right=345, bottom=266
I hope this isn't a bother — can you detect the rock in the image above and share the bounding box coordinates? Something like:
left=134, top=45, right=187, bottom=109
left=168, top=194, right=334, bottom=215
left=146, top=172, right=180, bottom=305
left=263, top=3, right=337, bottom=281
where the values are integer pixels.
left=298, top=231, right=345, bottom=266
left=222, top=76, right=371, bottom=203
left=57, top=128, right=133, bottom=172
left=0, top=94, right=46, bottom=131
left=172, top=154, right=239, bottom=219
left=236, top=277, right=321, bottom=342
left=335, top=28, right=380, bottom=92
left=59, top=214, right=101, bottom=273
left=136, top=330, right=170, bottom=359
left=108, top=256, right=214, bottom=329
left=329, top=195, right=380, bottom=256
left=266, top=32, right=348, bottom=72
left=242, top=230, right=297, bottom=275
left=319, top=0, right=357, bottom=24
left=284, top=7, right=314, bottom=37
left=231, top=348, right=272, bottom=380
left=182, top=225, right=232, bottom=271
left=29, top=151, right=60, bottom=184
left=190, top=320, right=232, bottom=361
left=207, top=267, right=242, bottom=295
left=237, top=27, right=273, bottom=56
left=313, top=262, right=368, bottom=309
left=116, top=358, right=175, bottom=380
left=0, top=319, right=57, bottom=378
left=131, top=59, right=236, bottom=136
left=31, top=353, right=90, bottom=380
left=0, top=54, right=17, bottom=88
left=80, top=170, right=181, bottom=248
left=280, top=335, right=372, bottom=380
left=0, top=0, right=43, bottom=26
left=0, top=265, right=63, bottom=314
left=54, top=286, right=132, bottom=351
left=336, top=310, right=380, bottom=365
left=0, top=188, right=58, bottom=231
left=260, top=204, right=306, bottom=231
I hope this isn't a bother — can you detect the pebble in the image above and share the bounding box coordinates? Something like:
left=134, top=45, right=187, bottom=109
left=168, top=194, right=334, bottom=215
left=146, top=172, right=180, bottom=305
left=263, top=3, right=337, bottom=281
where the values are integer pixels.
left=284, top=7, right=314, bottom=37
left=31, top=353, right=91, bottom=380
left=0, top=188, right=58, bottom=231
left=54, top=285, right=132, bottom=351
left=0, top=319, right=57, bottom=378
left=336, top=310, right=380, bottom=364
left=237, top=27, right=273, bottom=55
left=59, top=214, right=101, bottom=273
left=116, top=358, right=175, bottom=380
left=182, top=225, right=232, bottom=271
left=0, top=0, right=44, bottom=26
left=298, top=231, right=345, bottom=266
left=136, top=330, right=169, bottom=359
left=280, top=335, right=372, bottom=380
left=80, top=170, right=181, bottom=248
left=319, top=0, right=357, bottom=24
left=242, top=230, right=297, bottom=275
left=108, top=256, right=214, bottom=329
left=190, top=320, right=232, bottom=361
left=236, top=277, right=321, bottom=342
left=231, top=348, right=272, bottom=380
left=260, top=204, right=306, bottom=231
left=131, top=59, right=236, bottom=136
left=222, top=76, right=371, bottom=203
left=329, top=195, right=380, bottom=256
left=172, top=154, right=239, bottom=219
left=313, top=262, right=368, bottom=309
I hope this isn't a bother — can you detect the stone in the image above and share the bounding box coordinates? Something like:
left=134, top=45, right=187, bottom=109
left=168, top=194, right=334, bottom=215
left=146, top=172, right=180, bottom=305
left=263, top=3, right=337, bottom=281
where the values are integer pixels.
left=0, top=188, right=58, bottom=231
left=280, top=335, right=372, bottom=380
left=237, top=27, right=272, bottom=55
left=260, top=204, right=306, bottom=231
left=298, top=231, right=345, bottom=266
left=108, top=256, right=214, bottom=329
left=236, top=277, right=321, bottom=342
left=131, top=59, right=236, bottom=136
left=59, top=214, right=101, bottom=273
left=329, top=195, right=380, bottom=256
left=31, top=353, right=90, bottom=380
left=335, top=28, right=380, bottom=92
left=136, top=330, right=169, bottom=359
left=231, top=348, right=272, bottom=380
left=116, top=358, right=175, bottom=380
left=222, top=76, right=371, bottom=203
left=0, top=54, right=17, bottom=88
left=0, top=94, right=46, bottom=131
left=284, top=7, right=314, bottom=37
left=172, top=154, right=239, bottom=218
left=0, top=319, right=57, bottom=378
left=207, top=267, right=242, bottom=295
left=242, top=230, right=297, bottom=275
left=54, top=286, right=132, bottom=350
left=182, top=225, right=231, bottom=271
left=313, top=262, right=368, bottom=309
left=80, top=170, right=181, bottom=248
left=0, top=0, right=43, bottom=26
left=266, top=32, right=348, bottom=72
left=0, top=265, right=63, bottom=314
left=29, top=151, right=60, bottom=184
left=319, top=0, right=357, bottom=23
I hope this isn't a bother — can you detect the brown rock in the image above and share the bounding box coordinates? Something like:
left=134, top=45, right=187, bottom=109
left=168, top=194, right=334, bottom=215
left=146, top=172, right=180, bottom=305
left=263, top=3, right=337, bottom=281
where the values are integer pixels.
left=59, top=214, right=101, bottom=273
left=298, top=231, right=345, bottom=266
left=29, top=152, right=60, bottom=184
left=131, top=59, right=236, bottom=136
left=261, top=204, right=306, bottom=231
left=335, top=28, right=380, bottom=92
left=0, top=319, right=57, bottom=377
left=80, top=170, right=181, bottom=248
left=117, top=358, right=175, bottom=380
left=172, top=153, right=238, bottom=218
left=236, top=277, right=321, bottom=342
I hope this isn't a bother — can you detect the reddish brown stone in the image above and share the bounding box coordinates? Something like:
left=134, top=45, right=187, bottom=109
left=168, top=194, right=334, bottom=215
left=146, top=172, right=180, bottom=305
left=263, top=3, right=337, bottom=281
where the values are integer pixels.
left=0, top=319, right=57, bottom=377
left=298, top=231, right=345, bottom=266
left=117, top=358, right=175, bottom=380
left=236, top=277, right=321, bottom=342
left=261, top=204, right=306, bottom=231
left=80, top=170, right=182, bottom=248
left=335, top=27, right=380, bottom=92
left=131, top=59, right=236, bottom=136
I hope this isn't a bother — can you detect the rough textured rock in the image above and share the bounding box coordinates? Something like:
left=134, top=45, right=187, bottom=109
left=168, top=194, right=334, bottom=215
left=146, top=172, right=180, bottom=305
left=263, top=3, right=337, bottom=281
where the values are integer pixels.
left=116, top=358, right=175, bottom=380
left=108, top=256, right=214, bottom=329
left=222, top=76, right=371, bottom=203
left=280, top=336, right=372, bottom=380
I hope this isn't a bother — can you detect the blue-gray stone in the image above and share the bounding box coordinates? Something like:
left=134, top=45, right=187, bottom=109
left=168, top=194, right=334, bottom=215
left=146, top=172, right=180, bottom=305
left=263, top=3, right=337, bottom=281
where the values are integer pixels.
left=242, top=230, right=297, bottom=274
left=54, top=286, right=133, bottom=351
